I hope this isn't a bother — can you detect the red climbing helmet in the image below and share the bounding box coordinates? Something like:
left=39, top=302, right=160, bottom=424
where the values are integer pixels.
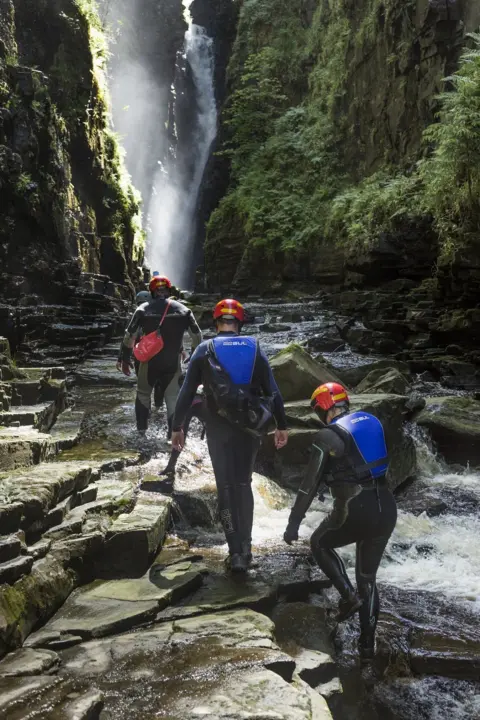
left=311, top=382, right=349, bottom=413
left=213, top=298, right=246, bottom=323
left=149, top=275, right=171, bottom=293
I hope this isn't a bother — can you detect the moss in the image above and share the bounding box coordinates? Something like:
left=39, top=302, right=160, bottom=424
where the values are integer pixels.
left=206, top=0, right=480, bottom=284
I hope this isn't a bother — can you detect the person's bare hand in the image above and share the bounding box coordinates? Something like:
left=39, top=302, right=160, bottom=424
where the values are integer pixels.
left=171, top=430, right=185, bottom=451
left=274, top=429, right=288, bottom=449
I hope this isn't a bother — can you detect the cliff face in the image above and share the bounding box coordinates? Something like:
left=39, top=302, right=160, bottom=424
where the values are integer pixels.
left=203, top=0, right=480, bottom=298
left=0, top=0, right=142, bottom=305
left=189, top=0, right=240, bottom=283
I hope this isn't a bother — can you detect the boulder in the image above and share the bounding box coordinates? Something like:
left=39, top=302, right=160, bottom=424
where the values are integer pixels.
left=270, top=344, right=344, bottom=402
left=304, top=332, right=346, bottom=353
left=357, top=367, right=411, bottom=395
left=333, top=359, right=411, bottom=389
left=95, top=495, right=171, bottom=578
left=416, top=396, right=480, bottom=466
left=260, top=394, right=416, bottom=490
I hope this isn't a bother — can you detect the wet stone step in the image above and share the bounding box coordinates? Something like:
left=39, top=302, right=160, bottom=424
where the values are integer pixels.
left=0, top=462, right=95, bottom=533
left=0, top=535, right=21, bottom=563
left=95, top=496, right=171, bottom=579
left=8, top=380, right=41, bottom=406
left=0, top=427, right=59, bottom=472
left=0, top=647, right=60, bottom=677
left=0, top=402, right=56, bottom=431
left=0, top=555, right=34, bottom=585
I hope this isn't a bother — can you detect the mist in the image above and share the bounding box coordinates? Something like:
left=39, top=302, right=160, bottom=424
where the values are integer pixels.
left=101, top=0, right=217, bottom=289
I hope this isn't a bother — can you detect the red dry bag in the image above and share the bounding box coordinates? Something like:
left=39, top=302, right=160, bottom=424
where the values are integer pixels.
left=133, top=300, right=171, bottom=363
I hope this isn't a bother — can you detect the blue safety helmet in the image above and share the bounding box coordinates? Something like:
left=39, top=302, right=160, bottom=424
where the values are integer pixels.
left=136, top=290, right=151, bottom=305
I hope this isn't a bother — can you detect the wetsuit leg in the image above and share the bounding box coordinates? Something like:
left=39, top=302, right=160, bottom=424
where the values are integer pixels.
left=206, top=415, right=259, bottom=557
left=164, top=364, right=181, bottom=438
left=161, top=404, right=195, bottom=474
left=355, top=535, right=387, bottom=655
left=136, top=361, right=152, bottom=431
left=310, top=487, right=362, bottom=599
left=355, top=487, right=397, bottom=655
left=153, top=382, right=164, bottom=409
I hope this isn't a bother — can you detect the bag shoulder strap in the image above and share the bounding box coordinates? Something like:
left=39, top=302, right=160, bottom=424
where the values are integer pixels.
left=159, top=299, right=172, bottom=328
left=247, top=338, right=259, bottom=384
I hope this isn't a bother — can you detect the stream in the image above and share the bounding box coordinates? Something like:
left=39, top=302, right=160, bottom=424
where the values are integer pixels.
left=1, top=298, right=479, bottom=719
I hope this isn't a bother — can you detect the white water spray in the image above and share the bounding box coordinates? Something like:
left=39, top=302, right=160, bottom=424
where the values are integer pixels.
left=147, top=5, right=217, bottom=288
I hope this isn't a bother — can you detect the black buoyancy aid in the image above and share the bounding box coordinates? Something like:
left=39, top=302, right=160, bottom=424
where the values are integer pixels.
left=206, top=336, right=272, bottom=433
left=326, top=411, right=389, bottom=485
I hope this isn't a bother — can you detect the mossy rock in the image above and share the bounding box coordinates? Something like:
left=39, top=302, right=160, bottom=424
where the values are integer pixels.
left=270, top=344, right=344, bottom=402
left=416, top=396, right=480, bottom=466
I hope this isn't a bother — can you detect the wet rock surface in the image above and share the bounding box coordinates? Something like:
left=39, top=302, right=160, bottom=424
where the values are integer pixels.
left=0, top=298, right=479, bottom=719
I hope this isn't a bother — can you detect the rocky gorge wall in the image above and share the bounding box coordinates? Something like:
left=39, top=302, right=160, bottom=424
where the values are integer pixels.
left=199, top=0, right=480, bottom=371
left=0, top=0, right=145, bottom=362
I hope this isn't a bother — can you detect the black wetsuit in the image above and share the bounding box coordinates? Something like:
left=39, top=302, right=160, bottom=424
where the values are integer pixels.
left=286, top=411, right=397, bottom=654
left=172, top=331, right=287, bottom=558
left=121, top=298, right=201, bottom=432
left=161, top=393, right=207, bottom=474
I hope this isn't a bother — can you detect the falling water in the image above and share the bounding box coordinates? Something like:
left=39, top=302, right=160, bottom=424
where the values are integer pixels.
left=147, top=8, right=217, bottom=288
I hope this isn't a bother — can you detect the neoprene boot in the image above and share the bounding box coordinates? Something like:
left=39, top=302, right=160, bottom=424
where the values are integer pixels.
left=331, top=574, right=363, bottom=622
left=135, top=397, right=149, bottom=433
left=358, top=633, right=375, bottom=662
left=166, top=415, right=173, bottom=441
left=228, top=554, right=249, bottom=573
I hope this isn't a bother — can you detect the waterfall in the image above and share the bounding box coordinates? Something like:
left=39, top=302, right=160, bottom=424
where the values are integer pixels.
left=146, top=13, right=217, bottom=288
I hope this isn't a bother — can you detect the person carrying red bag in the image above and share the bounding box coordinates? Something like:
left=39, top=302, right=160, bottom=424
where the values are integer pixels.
left=119, top=275, right=202, bottom=437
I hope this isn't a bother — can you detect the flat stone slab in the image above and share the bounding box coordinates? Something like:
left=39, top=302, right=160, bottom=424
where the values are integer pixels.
left=37, top=559, right=204, bottom=640
left=0, top=647, right=60, bottom=677
left=156, top=570, right=277, bottom=621
left=0, top=555, right=33, bottom=585
left=40, top=592, right=159, bottom=640
left=0, top=461, right=94, bottom=527
left=293, top=648, right=337, bottom=687
left=0, top=402, right=54, bottom=431
left=48, top=409, right=85, bottom=450
left=409, top=628, right=480, bottom=680
left=50, top=609, right=328, bottom=719
left=0, top=675, right=58, bottom=716
left=74, top=358, right=137, bottom=386
left=0, top=426, right=58, bottom=471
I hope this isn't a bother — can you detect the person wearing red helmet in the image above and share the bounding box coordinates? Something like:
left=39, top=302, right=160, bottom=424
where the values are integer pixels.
left=171, top=298, right=288, bottom=573
left=283, top=381, right=397, bottom=663
left=119, top=274, right=202, bottom=437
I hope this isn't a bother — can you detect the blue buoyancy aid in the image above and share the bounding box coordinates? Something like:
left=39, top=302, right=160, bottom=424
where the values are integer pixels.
left=206, top=336, right=272, bottom=434
left=330, top=411, right=389, bottom=481
left=211, top=336, right=258, bottom=385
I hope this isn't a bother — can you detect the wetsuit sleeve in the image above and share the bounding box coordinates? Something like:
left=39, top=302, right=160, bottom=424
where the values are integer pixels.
left=187, top=311, right=202, bottom=350
left=287, top=428, right=345, bottom=527
left=256, top=346, right=288, bottom=430
left=172, top=344, right=205, bottom=431
left=120, top=307, right=144, bottom=361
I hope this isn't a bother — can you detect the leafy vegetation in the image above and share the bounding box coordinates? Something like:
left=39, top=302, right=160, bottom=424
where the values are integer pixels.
left=207, top=1, right=480, bottom=275
left=328, top=33, right=480, bottom=260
